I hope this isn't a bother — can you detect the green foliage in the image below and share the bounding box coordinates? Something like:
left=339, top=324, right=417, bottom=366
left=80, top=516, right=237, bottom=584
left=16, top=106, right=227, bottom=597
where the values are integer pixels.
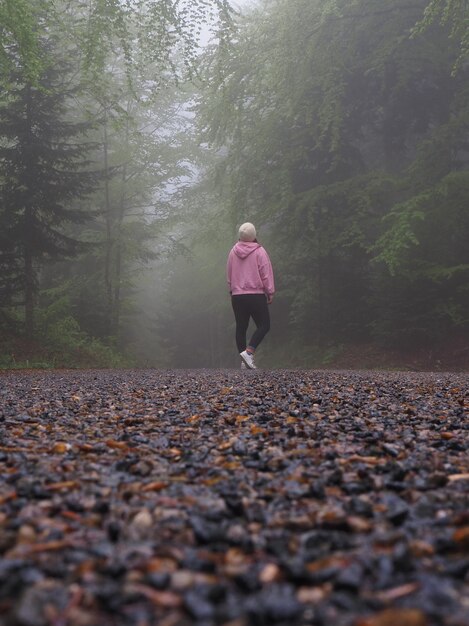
left=372, top=198, right=426, bottom=276
left=0, top=298, right=131, bottom=368
left=0, top=0, right=43, bottom=82
left=0, top=0, right=236, bottom=91
left=413, top=0, right=469, bottom=72
left=36, top=297, right=133, bottom=367
left=197, top=0, right=469, bottom=363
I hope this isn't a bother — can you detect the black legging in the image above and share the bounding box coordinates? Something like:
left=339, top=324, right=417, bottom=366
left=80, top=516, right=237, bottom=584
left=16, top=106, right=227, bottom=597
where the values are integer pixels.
left=231, top=294, right=270, bottom=353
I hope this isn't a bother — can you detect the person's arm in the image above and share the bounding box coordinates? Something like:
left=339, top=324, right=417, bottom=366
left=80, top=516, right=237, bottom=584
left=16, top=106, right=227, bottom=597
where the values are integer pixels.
left=258, top=248, right=275, bottom=303
left=226, top=250, right=233, bottom=294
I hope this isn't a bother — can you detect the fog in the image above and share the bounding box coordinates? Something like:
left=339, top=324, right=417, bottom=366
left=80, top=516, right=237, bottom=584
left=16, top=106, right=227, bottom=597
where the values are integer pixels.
left=0, top=0, right=468, bottom=371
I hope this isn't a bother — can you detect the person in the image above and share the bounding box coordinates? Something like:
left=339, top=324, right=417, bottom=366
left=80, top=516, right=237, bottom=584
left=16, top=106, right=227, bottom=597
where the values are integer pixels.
left=226, top=222, right=275, bottom=369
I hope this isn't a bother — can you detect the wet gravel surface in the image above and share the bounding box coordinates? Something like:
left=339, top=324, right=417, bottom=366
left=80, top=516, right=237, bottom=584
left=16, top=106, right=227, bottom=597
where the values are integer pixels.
left=0, top=368, right=468, bottom=626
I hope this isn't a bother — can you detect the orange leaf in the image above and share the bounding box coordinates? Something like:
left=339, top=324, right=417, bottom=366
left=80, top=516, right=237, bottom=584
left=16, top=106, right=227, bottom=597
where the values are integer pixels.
left=440, top=432, right=454, bottom=439
left=250, top=425, right=267, bottom=436
left=409, top=540, right=435, bottom=557
left=448, top=473, right=469, bottom=482
left=51, top=442, right=71, bottom=454
left=105, top=440, right=128, bottom=450
left=306, top=556, right=349, bottom=573
left=126, top=584, right=182, bottom=608
left=46, top=481, right=79, bottom=492
left=21, top=539, right=77, bottom=555
left=0, top=491, right=16, bottom=505
left=146, top=557, right=178, bottom=573
left=355, top=608, right=427, bottom=626
left=142, top=481, right=168, bottom=492
left=340, top=455, right=380, bottom=466
left=202, top=477, right=222, bottom=486
left=223, top=461, right=241, bottom=471
left=235, top=414, right=251, bottom=423
left=375, top=583, right=420, bottom=602
left=224, top=548, right=248, bottom=566
left=453, top=526, right=469, bottom=547
left=346, top=516, right=373, bottom=533
left=167, top=448, right=182, bottom=456
left=61, top=510, right=82, bottom=522
left=297, top=584, right=332, bottom=604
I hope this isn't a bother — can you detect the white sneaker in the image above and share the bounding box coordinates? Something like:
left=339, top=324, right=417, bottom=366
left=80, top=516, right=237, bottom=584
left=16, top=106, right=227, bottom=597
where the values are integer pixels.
left=240, top=350, right=257, bottom=369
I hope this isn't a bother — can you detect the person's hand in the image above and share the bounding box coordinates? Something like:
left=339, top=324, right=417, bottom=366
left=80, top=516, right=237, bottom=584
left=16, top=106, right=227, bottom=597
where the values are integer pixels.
left=267, top=294, right=273, bottom=304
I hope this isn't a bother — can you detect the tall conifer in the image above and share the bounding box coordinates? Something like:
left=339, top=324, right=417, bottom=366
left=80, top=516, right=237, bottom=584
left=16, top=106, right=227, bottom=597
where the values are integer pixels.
left=0, top=44, right=100, bottom=336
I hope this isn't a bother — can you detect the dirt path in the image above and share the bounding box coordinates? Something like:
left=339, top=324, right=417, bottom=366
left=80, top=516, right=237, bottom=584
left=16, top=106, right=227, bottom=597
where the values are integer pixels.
left=0, top=369, right=468, bottom=625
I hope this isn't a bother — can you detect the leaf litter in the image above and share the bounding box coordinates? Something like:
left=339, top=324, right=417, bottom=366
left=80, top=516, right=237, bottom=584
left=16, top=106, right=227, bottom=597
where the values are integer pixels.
left=0, top=368, right=467, bottom=626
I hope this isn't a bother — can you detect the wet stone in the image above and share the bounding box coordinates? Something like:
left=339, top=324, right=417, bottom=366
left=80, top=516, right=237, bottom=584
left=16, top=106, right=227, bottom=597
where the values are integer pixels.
left=184, top=587, right=216, bottom=621
left=335, top=562, right=365, bottom=591
left=15, top=581, right=70, bottom=626
left=244, top=583, right=303, bottom=624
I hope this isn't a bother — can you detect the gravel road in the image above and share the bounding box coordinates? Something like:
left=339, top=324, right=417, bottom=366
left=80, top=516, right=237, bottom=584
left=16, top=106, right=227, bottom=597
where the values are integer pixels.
left=0, top=368, right=468, bottom=626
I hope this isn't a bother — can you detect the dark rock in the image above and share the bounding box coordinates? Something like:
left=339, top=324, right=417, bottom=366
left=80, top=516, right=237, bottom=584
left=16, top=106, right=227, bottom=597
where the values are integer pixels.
left=184, top=587, right=216, bottom=621
left=335, top=562, right=364, bottom=590
left=146, top=571, right=171, bottom=589
left=244, top=584, right=303, bottom=624
left=190, top=516, right=227, bottom=544
left=106, top=520, right=121, bottom=543
left=383, top=495, right=409, bottom=525
left=15, top=584, right=67, bottom=625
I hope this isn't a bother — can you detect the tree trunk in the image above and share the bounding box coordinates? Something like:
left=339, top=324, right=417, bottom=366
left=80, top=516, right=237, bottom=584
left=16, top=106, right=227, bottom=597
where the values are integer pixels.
left=24, top=86, right=35, bottom=339
left=103, top=108, right=114, bottom=337
left=111, top=111, right=131, bottom=341
left=24, top=208, right=35, bottom=339
left=112, top=241, right=121, bottom=338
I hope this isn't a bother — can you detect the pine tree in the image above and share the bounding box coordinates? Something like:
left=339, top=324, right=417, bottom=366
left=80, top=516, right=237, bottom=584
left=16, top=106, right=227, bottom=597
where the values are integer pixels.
left=0, top=44, right=100, bottom=337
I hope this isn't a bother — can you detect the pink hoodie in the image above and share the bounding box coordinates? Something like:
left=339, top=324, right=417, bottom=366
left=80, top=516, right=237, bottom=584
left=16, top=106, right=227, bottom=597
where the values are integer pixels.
left=226, top=241, right=275, bottom=297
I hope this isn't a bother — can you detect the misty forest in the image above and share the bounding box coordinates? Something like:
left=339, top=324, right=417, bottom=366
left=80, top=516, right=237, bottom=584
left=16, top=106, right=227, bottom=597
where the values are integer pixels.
left=0, top=4, right=469, bottom=625
left=0, top=0, right=468, bottom=370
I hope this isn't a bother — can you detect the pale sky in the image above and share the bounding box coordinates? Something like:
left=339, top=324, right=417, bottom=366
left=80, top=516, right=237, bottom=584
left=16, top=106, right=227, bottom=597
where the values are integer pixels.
left=230, top=0, right=258, bottom=14
left=198, top=0, right=258, bottom=47
left=232, top=0, right=257, bottom=7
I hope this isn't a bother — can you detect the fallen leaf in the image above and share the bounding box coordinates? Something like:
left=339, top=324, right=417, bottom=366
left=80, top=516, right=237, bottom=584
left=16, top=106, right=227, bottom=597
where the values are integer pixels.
left=355, top=608, right=427, bottom=626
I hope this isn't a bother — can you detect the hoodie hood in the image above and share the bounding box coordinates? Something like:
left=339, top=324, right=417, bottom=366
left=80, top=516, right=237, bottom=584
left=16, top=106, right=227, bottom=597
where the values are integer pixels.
left=233, top=241, right=261, bottom=259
